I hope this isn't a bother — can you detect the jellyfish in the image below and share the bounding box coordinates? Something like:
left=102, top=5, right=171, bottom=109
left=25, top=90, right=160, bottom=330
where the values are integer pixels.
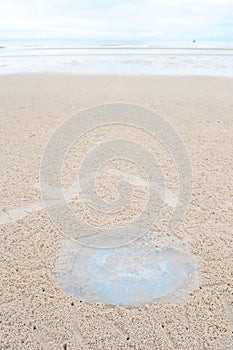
left=56, top=230, right=199, bottom=306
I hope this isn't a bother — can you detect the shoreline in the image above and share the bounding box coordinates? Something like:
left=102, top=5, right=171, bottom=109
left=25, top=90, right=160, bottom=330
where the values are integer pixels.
left=1, top=72, right=233, bottom=78
left=1, top=48, right=233, bottom=76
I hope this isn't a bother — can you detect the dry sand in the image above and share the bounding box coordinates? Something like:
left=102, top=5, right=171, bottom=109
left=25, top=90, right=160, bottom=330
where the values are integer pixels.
left=0, top=74, right=233, bottom=349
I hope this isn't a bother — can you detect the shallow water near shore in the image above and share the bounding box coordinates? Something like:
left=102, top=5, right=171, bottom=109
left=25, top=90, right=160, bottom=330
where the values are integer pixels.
left=1, top=40, right=233, bottom=76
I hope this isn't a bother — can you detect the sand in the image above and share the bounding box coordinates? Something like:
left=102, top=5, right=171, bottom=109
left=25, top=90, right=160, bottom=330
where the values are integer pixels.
left=0, top=74, right=233, bottom=349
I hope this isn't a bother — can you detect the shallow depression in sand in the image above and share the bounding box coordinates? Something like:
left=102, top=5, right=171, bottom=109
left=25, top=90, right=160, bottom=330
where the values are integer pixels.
left=56, top=232, right=199, bottom=306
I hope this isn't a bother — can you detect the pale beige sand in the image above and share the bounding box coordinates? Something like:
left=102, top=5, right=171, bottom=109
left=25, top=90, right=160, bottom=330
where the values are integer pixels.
left=0, top=74, right=233, bottom=349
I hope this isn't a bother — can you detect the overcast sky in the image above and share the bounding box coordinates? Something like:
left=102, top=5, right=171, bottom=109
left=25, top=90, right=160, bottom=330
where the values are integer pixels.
left=0, top=0, right=232, bottom=42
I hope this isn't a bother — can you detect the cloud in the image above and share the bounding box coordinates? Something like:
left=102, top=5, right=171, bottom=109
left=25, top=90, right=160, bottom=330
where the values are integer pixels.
left=0, top=0, right=232, bottom=41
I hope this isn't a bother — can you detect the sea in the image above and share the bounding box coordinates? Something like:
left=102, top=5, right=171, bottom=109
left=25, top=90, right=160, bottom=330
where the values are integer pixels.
left=0, top=39, right=233, bottom=76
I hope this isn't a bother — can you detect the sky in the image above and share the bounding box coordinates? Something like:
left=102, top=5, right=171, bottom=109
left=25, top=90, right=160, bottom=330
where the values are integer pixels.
left=0, top=0, right=232, bottom=43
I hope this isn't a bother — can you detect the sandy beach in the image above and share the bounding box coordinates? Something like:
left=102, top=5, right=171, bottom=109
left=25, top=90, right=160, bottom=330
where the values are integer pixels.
left=1, top=74, right=233, bottom=349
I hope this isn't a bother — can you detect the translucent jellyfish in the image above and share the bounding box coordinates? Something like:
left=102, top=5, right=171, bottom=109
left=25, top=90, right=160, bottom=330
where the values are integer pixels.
left=56, top=231, right=199, bottom=306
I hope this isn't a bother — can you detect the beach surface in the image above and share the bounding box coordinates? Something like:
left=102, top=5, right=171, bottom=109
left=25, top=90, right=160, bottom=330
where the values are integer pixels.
left=0, top=74, right=233, bottom=349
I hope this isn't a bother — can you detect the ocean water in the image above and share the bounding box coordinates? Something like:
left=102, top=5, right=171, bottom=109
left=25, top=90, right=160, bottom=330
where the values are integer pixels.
left=0, top=40, right=233, bottom=76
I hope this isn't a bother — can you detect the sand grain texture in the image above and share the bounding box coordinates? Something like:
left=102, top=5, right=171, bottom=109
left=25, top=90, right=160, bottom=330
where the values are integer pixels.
left=0, top=74, right=233, bottom=349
